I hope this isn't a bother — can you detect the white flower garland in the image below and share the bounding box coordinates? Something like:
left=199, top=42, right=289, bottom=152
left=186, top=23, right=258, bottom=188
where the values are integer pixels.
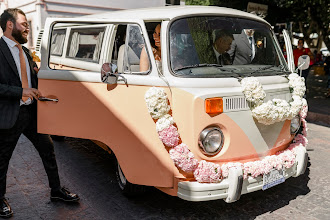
left=241, top=74, right=306, bottom=125
left=144, top=87, right=308, bottom=183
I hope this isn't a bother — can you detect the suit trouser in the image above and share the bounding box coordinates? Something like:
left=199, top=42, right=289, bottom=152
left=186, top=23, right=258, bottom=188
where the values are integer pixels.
left=0, top=104, right=61, bottom=198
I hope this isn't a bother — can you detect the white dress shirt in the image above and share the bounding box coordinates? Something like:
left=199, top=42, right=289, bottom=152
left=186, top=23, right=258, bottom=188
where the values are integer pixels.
left=3, top=36, right=32, bottom=105
left=244, top=31, right=256, bottom=61
left=246, top=34, right=255, bottom=61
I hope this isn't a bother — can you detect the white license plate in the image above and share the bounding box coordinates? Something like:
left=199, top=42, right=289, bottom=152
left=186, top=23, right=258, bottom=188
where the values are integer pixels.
left=262, top=169, right=285, bottom=190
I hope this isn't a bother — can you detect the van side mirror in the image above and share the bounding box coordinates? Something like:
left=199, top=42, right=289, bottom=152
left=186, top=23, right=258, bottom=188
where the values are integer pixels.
left=101, top=63, right=127, bottom=85
left=297, top=55, right=310, bottom=70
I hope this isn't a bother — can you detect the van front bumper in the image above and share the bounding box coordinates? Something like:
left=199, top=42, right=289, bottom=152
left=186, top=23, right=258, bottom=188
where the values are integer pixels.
left=177, top=147, right=308, bottom=202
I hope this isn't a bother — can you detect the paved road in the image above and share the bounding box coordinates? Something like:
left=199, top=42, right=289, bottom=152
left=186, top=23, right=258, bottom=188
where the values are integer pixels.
left=5, top=123, right=330, bottom=220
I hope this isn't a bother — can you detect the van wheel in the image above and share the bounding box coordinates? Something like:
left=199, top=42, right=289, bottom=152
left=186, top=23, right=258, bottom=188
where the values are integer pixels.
left=115, top=160, right=146, bottom=196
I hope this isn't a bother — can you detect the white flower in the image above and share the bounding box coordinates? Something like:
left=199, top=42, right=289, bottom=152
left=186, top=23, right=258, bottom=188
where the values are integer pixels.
left=221, top=162, right=243, bottom=178
left=241, top=77, right=266, bottom=104
left=289, top=95, right=303, bottom=118
left=252, top=99, right=292, bottom=125
left=144, top=87, right=170, bottom=119
left=156, top=114, right=175, bottom=132
left=288, top=73, right=306, bottom=97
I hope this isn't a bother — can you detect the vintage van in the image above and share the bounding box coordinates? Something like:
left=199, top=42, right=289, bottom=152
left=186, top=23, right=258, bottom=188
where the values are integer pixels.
left=37, top=6, right=309, bottom=202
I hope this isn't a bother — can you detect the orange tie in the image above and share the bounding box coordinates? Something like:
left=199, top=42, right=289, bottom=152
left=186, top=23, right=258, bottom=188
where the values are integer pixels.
left=16, top=44, right=29, bottom=102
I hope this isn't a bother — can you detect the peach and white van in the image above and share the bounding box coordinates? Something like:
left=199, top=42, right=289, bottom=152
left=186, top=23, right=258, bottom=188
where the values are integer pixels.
left=37, top=6, right=309, bottom=202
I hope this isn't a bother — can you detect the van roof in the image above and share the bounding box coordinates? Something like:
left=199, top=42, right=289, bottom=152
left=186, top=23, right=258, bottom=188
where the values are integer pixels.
left=83, top=6, right=270, bottom=25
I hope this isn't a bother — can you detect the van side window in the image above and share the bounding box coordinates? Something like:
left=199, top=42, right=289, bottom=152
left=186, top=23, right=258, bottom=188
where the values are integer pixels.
left=111, top=25, right=127, bottom=65
left=66, top=27, right=105, bottom=63
left=117, top=24, right=149, bottom=74
left=50, top=29, right=66, bottom=56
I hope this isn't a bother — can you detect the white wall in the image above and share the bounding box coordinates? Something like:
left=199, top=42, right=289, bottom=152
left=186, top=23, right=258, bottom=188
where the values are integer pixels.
left=44, top=0, right=165, bottom=10
left=1, top=0, right=165, bottom=49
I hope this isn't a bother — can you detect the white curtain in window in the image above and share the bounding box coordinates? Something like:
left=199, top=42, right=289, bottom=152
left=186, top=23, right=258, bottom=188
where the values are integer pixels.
left=69, top=32, right=80, bottom=57
left=93, top=31, right=104, bottom=61
left=51, top=33, right=66, bottom=55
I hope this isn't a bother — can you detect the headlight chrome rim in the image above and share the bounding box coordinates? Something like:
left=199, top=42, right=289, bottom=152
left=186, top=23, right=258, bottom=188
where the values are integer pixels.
left=290, top=115, right=301, bottom=134
left=199, top=126, right=224, bottom=156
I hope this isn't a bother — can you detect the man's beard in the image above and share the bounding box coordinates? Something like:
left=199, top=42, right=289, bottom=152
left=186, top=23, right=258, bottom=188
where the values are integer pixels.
left=12, top=25, right=27, bottom=44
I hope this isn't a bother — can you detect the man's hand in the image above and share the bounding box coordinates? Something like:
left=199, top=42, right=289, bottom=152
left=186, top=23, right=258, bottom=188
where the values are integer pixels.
left=34, top=67, right=39, bottom=74
left=22, top=88, right=41, bottom=100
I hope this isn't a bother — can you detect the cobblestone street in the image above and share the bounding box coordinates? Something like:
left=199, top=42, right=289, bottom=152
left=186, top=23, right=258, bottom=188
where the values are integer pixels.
left=4, top=123, right=330, bottom=220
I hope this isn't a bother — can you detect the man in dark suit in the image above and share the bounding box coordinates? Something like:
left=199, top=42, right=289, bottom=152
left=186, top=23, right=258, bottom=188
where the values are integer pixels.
left=228, top=29, right=256, bottom=65
left=212, top=29, right=233, bottom=65
left=0, top=8, right=79, bottom=218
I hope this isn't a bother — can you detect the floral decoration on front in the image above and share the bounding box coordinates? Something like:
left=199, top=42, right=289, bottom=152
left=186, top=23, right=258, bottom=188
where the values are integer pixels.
left=241, top=73, right=306, bottom=125
left=144, top=86, right=308, bottom=184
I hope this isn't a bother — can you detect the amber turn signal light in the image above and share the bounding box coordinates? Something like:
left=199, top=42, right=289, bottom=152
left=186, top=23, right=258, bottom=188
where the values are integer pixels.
left=205, top=97, right=223, bottom=114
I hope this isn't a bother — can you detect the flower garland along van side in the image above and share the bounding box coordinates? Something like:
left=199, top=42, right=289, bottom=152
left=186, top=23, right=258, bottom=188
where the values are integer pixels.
left=241, top=73, right=307, bottom=125
left=144, top=86, right=308, bottom=183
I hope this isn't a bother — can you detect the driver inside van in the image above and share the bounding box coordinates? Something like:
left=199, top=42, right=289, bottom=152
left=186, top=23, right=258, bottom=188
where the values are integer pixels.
left=140, top=23, right=161, bottom=72
left=212, top=29, right=233, bottom=65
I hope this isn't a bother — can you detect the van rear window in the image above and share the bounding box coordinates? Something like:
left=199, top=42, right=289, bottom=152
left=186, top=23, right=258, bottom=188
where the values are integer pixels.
left=66, top=27, right=105, bottom=63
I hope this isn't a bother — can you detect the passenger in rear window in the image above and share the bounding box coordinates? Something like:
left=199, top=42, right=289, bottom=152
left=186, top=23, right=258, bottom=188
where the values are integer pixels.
left=140, top=23, right=161, bottom=72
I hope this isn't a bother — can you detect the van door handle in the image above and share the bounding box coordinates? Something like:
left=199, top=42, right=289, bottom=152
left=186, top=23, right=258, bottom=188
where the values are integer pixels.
left=38, top=97, right=59, bottom=102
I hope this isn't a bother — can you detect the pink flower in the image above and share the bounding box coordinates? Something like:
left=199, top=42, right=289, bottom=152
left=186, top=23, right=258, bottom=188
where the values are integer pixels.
left=243, top=160, right=266, bottom=178
left=169, top=144, right=199, bottom=173
left=243, top=162, right=254, bottom=179
left=194, top=160, right=222, bottom=183
left=221, top=162, right=243, bottom=178
left=277, top=150, right=296, bottom=169
left=301, top=118, right=308, bottom=137
left=158, top=125, right=180, bottom=147
left=294, top=134, right=308, bottom=146
left=299, top=105, right=308, bottom=119
left=263, top=155, right=283, bottom=171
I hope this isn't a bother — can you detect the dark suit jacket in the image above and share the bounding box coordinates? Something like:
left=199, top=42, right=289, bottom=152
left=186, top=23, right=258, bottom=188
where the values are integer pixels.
left=0, top=37, right=38, bottom=129
left=217, top=53, right=232, bottom=65
left=227, top=31, right=255, bottom=65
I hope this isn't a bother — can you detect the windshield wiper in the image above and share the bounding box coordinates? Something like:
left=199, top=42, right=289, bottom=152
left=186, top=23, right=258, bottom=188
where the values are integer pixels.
left=174, top=63, right=223, bottom=71
left=248, top=65, right=279, bottom=75
left=174, top=63, right=243, bottom=78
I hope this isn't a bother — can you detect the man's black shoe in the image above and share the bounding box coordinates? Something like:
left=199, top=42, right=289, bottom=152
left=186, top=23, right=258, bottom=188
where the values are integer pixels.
left=50, top=187, right=79, bottom=202
left=0, top=198, right=13, bottom=218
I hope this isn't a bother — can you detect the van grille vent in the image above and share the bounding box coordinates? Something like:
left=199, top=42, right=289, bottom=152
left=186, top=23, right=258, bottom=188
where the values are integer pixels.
left=224, top=96, right=249, bottom=112
left=35, top=29, right=44, bottom=52
left=223, top=92, right=290, bottom=112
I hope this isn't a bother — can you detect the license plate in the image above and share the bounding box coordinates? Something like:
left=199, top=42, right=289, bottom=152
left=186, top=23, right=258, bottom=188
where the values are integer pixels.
left=262, top=169, right=285, bottom=190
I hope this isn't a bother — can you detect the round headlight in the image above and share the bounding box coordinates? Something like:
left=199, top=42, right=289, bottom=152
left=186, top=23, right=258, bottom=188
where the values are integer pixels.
left=199, top=126, right=224, bottom=155
left=290, top=115, right=301, bottom=134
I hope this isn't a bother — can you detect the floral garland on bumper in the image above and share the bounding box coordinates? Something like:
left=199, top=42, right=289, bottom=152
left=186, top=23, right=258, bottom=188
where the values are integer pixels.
left=144, top=85, right=308, bottom=183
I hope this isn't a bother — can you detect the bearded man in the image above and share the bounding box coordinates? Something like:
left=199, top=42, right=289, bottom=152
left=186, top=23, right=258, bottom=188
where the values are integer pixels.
left=0, top=8, right=79, bottom=218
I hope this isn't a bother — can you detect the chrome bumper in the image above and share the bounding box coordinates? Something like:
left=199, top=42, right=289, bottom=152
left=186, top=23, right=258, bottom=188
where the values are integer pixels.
left=177, top=147, right=308, bottom=202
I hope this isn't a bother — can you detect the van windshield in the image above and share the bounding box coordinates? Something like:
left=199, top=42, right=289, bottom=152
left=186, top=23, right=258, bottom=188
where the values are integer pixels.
left=169, top=16, right=289, bottom=77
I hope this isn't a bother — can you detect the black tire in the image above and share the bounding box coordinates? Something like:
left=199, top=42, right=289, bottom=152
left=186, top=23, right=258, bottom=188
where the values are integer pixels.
left=115, top=159, right=146, bottom=196
left=51, top=135, right=65, bottom=141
